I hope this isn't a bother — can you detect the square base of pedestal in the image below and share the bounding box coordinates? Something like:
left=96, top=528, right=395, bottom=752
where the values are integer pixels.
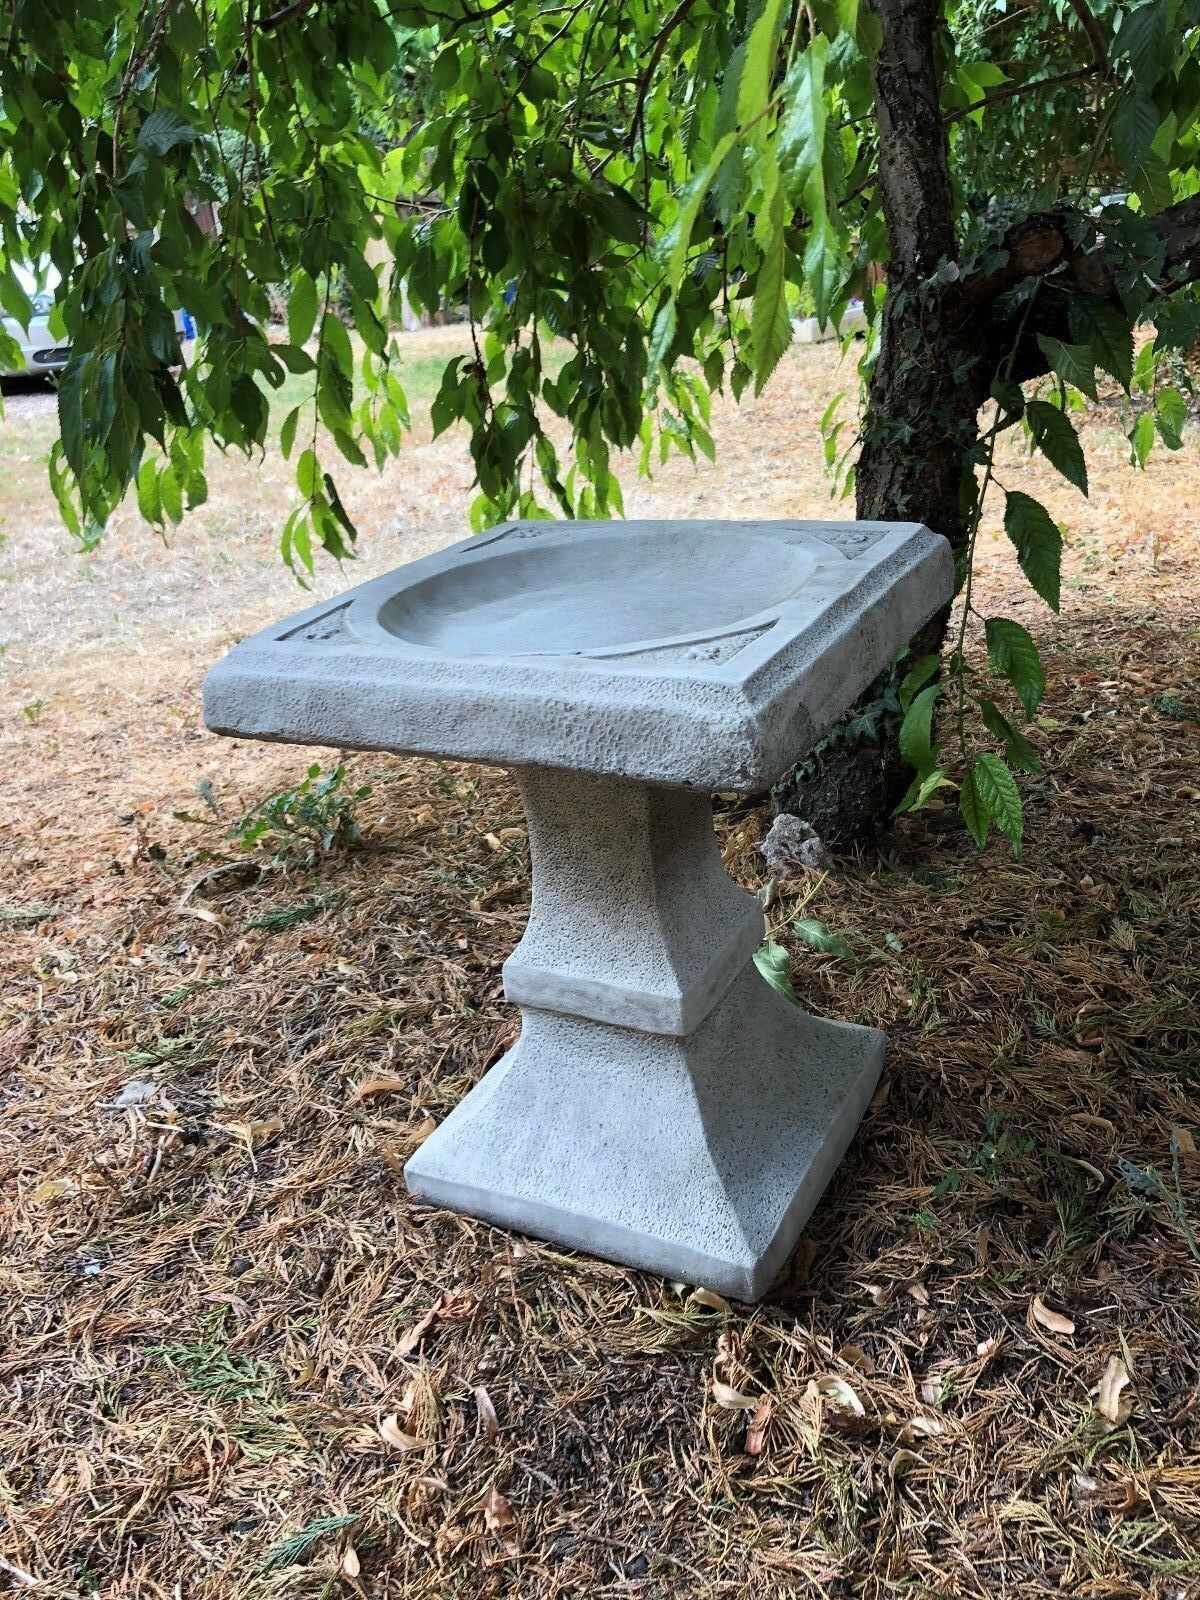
left=404, top=966, right=885, bottom=1301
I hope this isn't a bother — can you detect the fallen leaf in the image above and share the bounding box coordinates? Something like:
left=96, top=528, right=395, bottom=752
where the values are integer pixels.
left=687, top=1287, right=730, bottom=1316
left=898, top=1413, right=947, bottom=1441
left=342, top=1545, right=361, bottom=1578
left=482, top=1485, right=514, bottom=1533
left=1173, top=1126, right=1198, bottom=1159
left=808, top=1375, right=866, bottom=1417
left=1093, top=1354, right=1133, bottom=1425
left=1031, top=1295, right=1076, bottom=1337
left=349, top=1076, right=409, bottom=1104
left=378, top=1413, right=428, bottom=1451
left=396, top=1305, right=438, bottom=1359
left=976, top=1334, right=1002, bottom=1361
left=474, top=1385, right=499, bottom=1441
left=838, top=1343, right=877, bottom=1375
left=712, top=1379, right=758, bottom=1412
left=889, top=1448, right=924, bottom=1481
left=179, top=901, right=227, bottom=928
left=114, top=1079, right=156, bottom=1108
left=920, top=1377, right=942, bottom=1406
left=744, top=1396, right=772, bottom=1456
left=29, top=1178, right=77, bottom=1205
left=906, top=1281, right=930, bottom=1306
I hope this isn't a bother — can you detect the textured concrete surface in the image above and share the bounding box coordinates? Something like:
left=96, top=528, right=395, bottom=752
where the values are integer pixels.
left=205, top=516, right=954, bottom=1298
left=405, top=962, right=886, bottom=1301
left=503, top=768, right=763, bottom=1034
left=203, top=518, right=954, bottom=791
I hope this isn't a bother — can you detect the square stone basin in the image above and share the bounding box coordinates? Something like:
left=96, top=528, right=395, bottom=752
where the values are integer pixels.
left=204, top=518, right=953, bottom=792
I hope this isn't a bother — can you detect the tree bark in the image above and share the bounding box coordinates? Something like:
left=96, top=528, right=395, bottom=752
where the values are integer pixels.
left=778, top=0, right=977, bottom=847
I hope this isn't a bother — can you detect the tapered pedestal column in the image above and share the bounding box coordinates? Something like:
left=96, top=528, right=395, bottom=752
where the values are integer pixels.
left=405, top=768, right=885, bottom=1301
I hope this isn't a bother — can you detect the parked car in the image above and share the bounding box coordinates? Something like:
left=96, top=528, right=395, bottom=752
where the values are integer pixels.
left=1, top=261, right=194, bottom=377
left=1, top=262, right=68, bottom=374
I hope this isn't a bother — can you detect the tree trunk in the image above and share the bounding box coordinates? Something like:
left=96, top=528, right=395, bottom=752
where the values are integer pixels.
left=775, top=0, right=981, bottom=850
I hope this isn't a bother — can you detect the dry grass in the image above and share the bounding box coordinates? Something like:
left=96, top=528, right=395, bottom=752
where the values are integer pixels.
left=2, top=337, right=1200, bottom=1598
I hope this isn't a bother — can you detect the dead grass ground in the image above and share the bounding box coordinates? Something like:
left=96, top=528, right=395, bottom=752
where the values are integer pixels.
left=2, top=337, right=1200, bottom=1598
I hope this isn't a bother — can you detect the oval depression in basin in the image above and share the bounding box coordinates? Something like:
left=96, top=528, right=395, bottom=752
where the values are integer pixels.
left=377, top=528, right=816, bottom=656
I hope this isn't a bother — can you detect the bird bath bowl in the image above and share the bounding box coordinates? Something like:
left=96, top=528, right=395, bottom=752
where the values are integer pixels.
left=204, top=518, right=953, bottom=1299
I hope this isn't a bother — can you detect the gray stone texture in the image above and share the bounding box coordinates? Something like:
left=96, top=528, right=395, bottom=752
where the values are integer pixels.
left=204, top=518, right=954, bottom=1299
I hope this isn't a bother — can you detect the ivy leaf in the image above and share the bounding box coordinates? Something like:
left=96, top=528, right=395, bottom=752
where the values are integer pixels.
left=1003, top=491, right=1062, bottom=612
left=1068, top=296, right=1133, bottom=392
left=973, top=752, right=1023, bottom=856
left=959, top=766, right=989, bottom=849
left=1025, top=399, right=1087, bottom=495
left=984, top=616, right=1045, bottom=715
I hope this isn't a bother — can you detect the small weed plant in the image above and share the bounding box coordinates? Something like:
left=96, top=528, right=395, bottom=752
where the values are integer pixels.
left=231, top=763, right=371, bottom=867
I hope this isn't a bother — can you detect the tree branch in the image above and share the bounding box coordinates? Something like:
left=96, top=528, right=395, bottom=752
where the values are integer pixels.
left=1065, top=0, right=1109, bottom=73
left=629, top=0, right=700, bottom=151
left=942, top=65, right=1096, bottom=126
left=960, top=191, right=1200, bottom=317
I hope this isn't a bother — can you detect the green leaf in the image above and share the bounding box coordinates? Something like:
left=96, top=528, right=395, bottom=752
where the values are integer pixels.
left=1003, top=491, right=1062, bottom=612
left=792, top=918, right=853, bottom=958
left=959, top=767, right=989, bottom=849
left=778, top=38, right=844, bottom=324
left=1068, top=296, right=1133, bottom=392
left=662, top=132, right=737, bottom=291
left=1025, top=399, right=1087, bottom=495
left=737, top=0, right=787, bottom=126
left=898, top=654, right=940, bottom=713
left=1114, top=0, right=1167, bottom=79
left=991, top=376, right=1024, bottom=417
left=754, top=939, right=796, bottom=1002
left=287, top=272, right=319, bottom=347
left=1112, top=88, right=1160, bottom=179
left=136, top=458, right=162, bottom=526
left=899, top=683, right=940, bottom=776
left=978, top=698, right=1043, bottom=774
left=984, top=617, right=1045, bottom=715
left=1036, top=336, right=1097, bottom=402
left=973, top=752, right=1023, bottom=856
left=136, top=107, right=197, bottom=155
left=1129, top=408, right=1155, bottom=468
left=751, top=213, right=792, bottom=394
left=1155, top=386, right=1187, bottom=448
left=279, top=405, right=300, bottom=459
left=160, top=463, right=184, bottom=524
left=296, top=447, right=319, bottom=501
left=1130, top=149, right=1174, bottom=215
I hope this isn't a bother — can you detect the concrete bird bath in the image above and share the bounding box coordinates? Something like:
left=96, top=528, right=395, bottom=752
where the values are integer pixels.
left=204, top=518, right=952, bottom=1299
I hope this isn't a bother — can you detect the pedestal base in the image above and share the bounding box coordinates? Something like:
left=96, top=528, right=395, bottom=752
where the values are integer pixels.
left=405, top=964, right=884, bottom=1301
